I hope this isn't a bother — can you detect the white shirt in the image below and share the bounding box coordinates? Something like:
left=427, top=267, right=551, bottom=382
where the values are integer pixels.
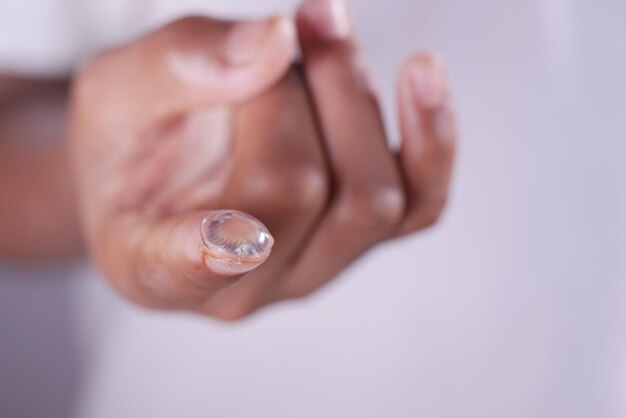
left=0, top=1, right=624, bottom=417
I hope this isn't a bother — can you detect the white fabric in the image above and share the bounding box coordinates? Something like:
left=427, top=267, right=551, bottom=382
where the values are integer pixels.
left=0, top=1, right=625, bottom=417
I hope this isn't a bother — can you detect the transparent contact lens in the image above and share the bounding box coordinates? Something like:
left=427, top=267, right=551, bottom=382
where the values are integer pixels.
left=200, top=211, right=273, bottom=266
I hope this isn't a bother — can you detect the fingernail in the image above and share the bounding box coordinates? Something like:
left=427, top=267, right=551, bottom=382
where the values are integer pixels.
left=410, top=57, right=448, bottom=109
left=225, top=17, right=290, bottom=65
left=200, top=211, right=274, bottom=275
left=300, top=0, right=351, bottom=40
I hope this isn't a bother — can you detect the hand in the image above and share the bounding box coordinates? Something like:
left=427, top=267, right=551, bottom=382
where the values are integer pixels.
left=69, top=1, right=457, bottom=320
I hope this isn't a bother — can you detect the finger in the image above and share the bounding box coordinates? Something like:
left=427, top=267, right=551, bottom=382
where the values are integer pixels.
left=97, top=210, right=274, bottom=310
left=202, top=68, right=329, bottom=316
left=279, top=0, right=405, bottom=298
left=395, top=54, right=457, bottom=236
left=72, top=15, right=296, bottom=132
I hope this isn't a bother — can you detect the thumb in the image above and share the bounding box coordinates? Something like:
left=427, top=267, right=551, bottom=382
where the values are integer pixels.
left=75, top=16, right=296, bottom=129
left=105, top=210, right=275, bottom=309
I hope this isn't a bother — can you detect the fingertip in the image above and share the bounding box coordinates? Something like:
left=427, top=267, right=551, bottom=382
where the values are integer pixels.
left=401, top=53, right=450, bottom=110
left=398, top=53, right=457, bottom=144
left=297, top=0, right=352, bottom=42
left=161, top=15, right=296, bottom=107
left=257, top=15, right=298, bottom=63
left=135, top=210, right=274, bottom=302
left=401, top=53, right=446, bottom=81
left=271, top=15, right=298, bottom=44
left=225, top=15, right=297, bottom=103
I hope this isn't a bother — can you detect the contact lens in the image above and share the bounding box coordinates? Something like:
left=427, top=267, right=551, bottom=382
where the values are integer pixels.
left=200, top=211, right=273, bottom=266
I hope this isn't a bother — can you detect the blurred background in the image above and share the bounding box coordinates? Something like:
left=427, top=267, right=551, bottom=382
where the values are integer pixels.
left=1, top=0, right=625, bottom=417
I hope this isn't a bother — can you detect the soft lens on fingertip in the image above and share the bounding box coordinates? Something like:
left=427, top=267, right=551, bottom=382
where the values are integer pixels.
left=200, top=211, right=273, bottom=265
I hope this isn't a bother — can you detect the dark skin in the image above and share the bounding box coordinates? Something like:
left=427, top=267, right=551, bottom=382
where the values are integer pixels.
left=0, top=0, right=457, bottom=320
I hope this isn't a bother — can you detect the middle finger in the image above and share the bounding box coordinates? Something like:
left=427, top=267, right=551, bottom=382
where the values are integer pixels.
left=278, top=0, right=405, bottom=298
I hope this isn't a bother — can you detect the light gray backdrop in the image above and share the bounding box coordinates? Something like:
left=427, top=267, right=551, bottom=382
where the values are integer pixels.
left=0, top=1, right=624, bottom=417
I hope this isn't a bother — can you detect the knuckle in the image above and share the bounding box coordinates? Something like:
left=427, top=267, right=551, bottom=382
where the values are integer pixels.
left=243, top=165, right=328, bottom=215
left=335, top=185, right=406, bottom=234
